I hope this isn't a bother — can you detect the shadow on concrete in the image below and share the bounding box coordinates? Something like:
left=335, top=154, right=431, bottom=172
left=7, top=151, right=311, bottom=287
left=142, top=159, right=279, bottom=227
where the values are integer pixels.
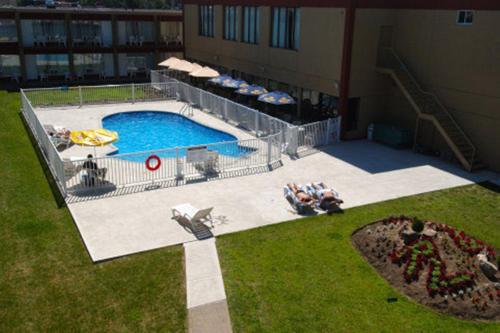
left=171, top=216, right=214, bottom=240
left=66, top=161, right=284, bottom=204
left=305, top=140, right=487, bottom=181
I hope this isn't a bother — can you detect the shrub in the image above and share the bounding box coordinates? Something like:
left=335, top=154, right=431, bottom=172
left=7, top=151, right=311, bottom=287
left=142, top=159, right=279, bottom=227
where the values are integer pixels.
left=412, top=218, right=424, bottom=233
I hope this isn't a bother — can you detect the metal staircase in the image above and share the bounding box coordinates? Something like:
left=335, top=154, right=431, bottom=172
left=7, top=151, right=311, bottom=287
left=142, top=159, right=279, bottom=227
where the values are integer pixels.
left=376, top=48, right=483, bottom=171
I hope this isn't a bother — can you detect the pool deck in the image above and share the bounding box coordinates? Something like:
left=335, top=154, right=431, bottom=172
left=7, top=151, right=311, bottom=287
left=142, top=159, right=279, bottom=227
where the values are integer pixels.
left=34, top=100, right=256, bottom=160
left=66, top=139, right=498, bottom=262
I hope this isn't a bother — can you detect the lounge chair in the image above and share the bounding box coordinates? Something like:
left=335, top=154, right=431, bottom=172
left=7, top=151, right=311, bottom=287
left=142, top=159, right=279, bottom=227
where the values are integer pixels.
left=283, top=185, right=315, bottom=214
left=306, top=182, right=343, bottom=211
left=172, top=203, right=214, bottom=229
left=50, top=135, right=71, bottom=150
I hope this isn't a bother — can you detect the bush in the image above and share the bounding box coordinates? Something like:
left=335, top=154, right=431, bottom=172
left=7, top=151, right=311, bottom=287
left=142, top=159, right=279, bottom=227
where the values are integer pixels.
left=412, top=218, right=424, bottom=233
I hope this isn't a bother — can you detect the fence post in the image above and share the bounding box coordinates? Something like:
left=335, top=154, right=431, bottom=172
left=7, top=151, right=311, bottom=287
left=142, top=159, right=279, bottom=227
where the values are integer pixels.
left=326, top=118, right=332, bottom=145
left=132, top=83, right=135, bottom=104
left=175, top=147, right=183, bottom=180
left=78, top=86, right=82, bottom=107
left=254, top=111, right=259, bottom=137
left=267, top=135, right=272, bottom=166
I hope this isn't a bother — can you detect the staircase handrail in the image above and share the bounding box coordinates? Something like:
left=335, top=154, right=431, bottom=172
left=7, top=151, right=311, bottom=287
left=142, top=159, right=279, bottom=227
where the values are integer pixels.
left=380, top=47, right=476, bottom=164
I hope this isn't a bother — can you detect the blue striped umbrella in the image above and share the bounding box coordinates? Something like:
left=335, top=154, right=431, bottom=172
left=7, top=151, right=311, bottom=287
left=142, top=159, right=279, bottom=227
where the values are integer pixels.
left=208, top=75, right=233, bottom=85
left=221, top=78, right=249, bottom=89
left=236, top=85, right=268, bottom=96
left=257, top=91, right=296, bottom=105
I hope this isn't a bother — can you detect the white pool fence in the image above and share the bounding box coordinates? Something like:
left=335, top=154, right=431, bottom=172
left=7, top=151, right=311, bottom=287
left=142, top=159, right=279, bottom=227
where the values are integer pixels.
left=21, top=76, right=341, bottom=198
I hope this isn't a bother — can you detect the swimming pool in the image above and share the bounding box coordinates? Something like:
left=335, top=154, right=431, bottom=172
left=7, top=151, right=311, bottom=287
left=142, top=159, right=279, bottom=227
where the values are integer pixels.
left=102, top=111, right=251, bottom=162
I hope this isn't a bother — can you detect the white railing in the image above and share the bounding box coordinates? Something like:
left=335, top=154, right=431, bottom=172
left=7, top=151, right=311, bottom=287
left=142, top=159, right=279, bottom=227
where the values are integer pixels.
left=23, top=82, right=178, bottom=108
left=152, top=70, right=295, bottom=151
left=296, top=117, right=342, bottom=154
left=21, top=90, right=67, bottom=196
left=63, top=134, right=281, bottom=194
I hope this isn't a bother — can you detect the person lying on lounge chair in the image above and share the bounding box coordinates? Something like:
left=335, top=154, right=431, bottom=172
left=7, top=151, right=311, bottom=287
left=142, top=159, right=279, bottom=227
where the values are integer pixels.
left=287, top=183, right=315, bottom=205
left=310, top=182, right=343, bottom=209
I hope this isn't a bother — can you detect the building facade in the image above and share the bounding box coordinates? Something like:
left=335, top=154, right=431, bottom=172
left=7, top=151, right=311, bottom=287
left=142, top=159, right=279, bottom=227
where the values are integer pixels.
left=0, top=6, right=183, bottom=86
left=183, top=0, right=500, bottom=172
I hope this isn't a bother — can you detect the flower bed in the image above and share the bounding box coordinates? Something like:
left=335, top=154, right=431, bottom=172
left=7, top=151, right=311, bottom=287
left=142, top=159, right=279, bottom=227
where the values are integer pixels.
left=352, top=216, right=499, bottom=321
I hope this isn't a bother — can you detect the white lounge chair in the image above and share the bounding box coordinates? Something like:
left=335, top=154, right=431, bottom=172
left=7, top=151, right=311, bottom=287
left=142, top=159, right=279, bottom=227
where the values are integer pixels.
left=172, top=203, right=214, bottom=229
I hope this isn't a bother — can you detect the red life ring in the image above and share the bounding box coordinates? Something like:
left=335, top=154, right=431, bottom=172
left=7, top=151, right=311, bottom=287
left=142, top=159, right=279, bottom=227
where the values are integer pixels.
left=145, top=155, right=161, bottom=171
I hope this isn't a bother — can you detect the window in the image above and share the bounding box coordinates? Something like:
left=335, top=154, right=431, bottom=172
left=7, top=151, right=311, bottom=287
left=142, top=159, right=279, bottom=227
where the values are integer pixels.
left=271, top=7, right=300, bottom=50
left=223, top=6, right=238, bottom=41
left=457, top=10, right=473, bottom=25
left=0, top=19, right=18, bottom=42
left=242, top=6, right=259, bottom=44
left=199, top=5, right=215, bottom=37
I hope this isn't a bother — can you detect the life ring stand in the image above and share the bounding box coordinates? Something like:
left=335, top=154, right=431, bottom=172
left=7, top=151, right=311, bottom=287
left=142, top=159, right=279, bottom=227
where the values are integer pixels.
left=145, top=155, right=161, bottom=171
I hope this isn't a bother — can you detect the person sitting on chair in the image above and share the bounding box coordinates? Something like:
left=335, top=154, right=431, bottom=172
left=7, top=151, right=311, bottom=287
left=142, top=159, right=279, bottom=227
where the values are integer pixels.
left=82, top=154, right=98, bottom=186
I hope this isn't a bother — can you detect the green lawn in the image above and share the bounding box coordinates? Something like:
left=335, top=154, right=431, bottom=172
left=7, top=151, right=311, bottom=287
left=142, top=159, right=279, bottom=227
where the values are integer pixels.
left=0, top=91, right=186, bottom=332
left=218, top=184, right=500, bottom=333
left=24, top=85, right=147, bottom=107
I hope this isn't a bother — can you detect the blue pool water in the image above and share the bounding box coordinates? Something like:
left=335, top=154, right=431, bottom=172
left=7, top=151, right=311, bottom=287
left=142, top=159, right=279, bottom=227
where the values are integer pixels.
left=102, top=111, right=250, bottom=162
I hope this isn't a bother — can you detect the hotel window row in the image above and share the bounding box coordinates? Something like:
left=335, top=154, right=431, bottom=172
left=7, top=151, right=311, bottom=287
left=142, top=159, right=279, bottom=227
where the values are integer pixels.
left=199, top=5, right=215, bottom=37
left=198, top=6, right=300, bottom=50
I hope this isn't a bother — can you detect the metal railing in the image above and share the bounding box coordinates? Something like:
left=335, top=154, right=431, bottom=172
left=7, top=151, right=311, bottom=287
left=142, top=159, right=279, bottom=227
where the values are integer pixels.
left=377, top=47, right=477, bottom=167
left=21, top=90, right=67, bottom=195
left=296, top=117, right=342, bottom=153
left=24, top=82, right=178, bottom=108
left=63, top=134, right=281, bottom=194
left=151, top=70, right=298, bottom=153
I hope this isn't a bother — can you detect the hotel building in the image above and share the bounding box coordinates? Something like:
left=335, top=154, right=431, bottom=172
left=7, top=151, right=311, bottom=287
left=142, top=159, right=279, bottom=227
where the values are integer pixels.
left=0, top=6, right=183, bottom=85
left=183, top=1, right=500, bottom=172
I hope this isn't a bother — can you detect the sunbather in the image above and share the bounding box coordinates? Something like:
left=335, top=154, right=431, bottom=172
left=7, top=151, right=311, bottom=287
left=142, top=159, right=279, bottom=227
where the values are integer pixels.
left=310, top=182, right=343, bottom=209
left=286, top=183, right=315, bottom=205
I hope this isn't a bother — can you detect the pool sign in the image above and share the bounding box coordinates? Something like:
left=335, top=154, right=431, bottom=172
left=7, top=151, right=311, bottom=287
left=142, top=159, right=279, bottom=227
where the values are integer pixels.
left=145, top=155, right=161, bottom=171
left=186, top=146, right=209, bottom=163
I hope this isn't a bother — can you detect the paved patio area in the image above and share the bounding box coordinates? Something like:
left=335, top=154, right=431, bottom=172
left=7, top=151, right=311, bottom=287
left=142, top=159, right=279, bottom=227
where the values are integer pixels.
left=67, top=140, right=498, bottom=262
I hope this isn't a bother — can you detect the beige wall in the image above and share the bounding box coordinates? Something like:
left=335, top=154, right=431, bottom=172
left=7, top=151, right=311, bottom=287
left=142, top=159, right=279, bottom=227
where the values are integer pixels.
left=390, top=9, right=500, bottom=171
left=184, top=4, right=345, bottom=96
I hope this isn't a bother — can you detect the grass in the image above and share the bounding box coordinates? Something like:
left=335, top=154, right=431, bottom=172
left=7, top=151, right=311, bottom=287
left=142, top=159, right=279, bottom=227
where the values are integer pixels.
left=24, top=85, right=147, bottom=107
left=218, top=184, right=500, bottom=333
left=0, top=91, right=186, bottom=332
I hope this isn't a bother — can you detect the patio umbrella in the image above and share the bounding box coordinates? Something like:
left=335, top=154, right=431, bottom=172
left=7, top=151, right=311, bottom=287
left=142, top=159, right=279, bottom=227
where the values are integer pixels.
left=189, top=66, right=220, bottom=78
left=158, top=57, right=180, bottom=68
left=189, top=63, right=203, bottom=74
left=208, top=75, right=233, bottom=85
left=258, top=91, right=296, bottom=105
left=221, top=78, right=249, bottom=89
left=236, top=84, right=268, bottom=96
left=70, top=128, right=118, bottom=156
left=169, top=60, right=194, bottom=72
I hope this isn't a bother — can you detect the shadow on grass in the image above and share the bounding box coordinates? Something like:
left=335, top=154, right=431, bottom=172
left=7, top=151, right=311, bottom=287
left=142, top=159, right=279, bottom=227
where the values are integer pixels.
left=18, top=112, right=66, bottom=209
left=477, top=181, right=500, bottom=194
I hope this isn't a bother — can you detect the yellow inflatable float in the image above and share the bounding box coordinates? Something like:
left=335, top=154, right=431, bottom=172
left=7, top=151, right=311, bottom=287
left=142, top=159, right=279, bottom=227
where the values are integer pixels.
left=70, top=129, right=118, bottom=147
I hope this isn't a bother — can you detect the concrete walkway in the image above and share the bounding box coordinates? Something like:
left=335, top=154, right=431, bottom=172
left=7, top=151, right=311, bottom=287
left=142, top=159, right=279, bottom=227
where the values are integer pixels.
left=67, top=140, right=498, bottom=262
left=184, top=239, right=232, bottom=333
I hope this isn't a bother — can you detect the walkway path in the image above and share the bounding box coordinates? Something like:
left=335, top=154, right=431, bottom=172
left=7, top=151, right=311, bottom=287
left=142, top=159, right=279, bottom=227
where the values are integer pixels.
left=68, top=140, right=498, bottom=262
left=184, top=239, right=232, bottom=333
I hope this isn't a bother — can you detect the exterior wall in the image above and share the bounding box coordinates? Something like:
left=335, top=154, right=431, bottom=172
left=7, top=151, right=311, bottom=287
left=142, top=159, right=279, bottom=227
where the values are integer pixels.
left=0, top=7, right=183, bottom=85
left=184, top=4, right=345, bottom=96
left=346, top=8, right=395, bottom=139
left=389, top=9, right=500, bottom=171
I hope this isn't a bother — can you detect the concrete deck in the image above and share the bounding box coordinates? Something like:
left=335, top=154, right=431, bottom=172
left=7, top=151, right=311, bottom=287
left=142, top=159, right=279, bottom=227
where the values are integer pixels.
left=34, top=101, right=255, bottom=159
left=67, top=140, right=498, bottom=262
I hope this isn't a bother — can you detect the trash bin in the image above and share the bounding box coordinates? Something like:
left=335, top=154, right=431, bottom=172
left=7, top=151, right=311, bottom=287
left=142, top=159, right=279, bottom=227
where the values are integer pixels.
left=372, top=123, right=411, bottom=149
